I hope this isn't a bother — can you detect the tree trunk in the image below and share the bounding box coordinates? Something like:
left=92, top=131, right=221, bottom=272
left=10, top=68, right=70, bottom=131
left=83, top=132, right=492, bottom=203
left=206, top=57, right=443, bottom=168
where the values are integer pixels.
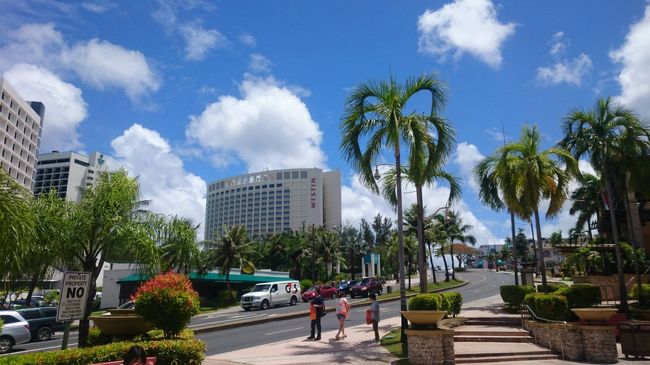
left=533, top=209, right=547, bottom=286
left=510, top=211, right=519, bottom=285
left=441, top=245, right=450, bottom=282
left=623, top=174, right=643, bottom=307
left=427, top=242, right=437, bottom=284
left=415, top=186, right=428, bottom=293
left=450, top=245, right=456, bottom=280
left=530, top=219, right=537, bottom=268
left=25, top=274, right=40, bottom=307
left=587, top=218, right=593, bottom=242
left=605, top=178, right=629, bottom=313
left=78, top=256, right=99, bottom=348
left=394, top=143, right=409, bottom=354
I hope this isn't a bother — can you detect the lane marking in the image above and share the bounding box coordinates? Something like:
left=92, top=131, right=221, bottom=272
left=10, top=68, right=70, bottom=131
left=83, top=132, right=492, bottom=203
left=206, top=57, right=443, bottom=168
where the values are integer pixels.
left=265, top=327, right=303, bottom=336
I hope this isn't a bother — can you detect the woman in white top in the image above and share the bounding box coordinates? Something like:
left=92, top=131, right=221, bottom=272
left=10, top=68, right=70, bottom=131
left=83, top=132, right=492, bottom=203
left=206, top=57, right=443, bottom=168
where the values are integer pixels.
left=335, top=291, right=351, bottom=340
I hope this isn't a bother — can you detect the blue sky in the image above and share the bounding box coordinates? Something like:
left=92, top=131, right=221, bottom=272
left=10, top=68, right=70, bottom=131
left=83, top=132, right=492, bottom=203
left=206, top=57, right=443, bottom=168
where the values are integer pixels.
left=1, top=0, right=649, bottom=243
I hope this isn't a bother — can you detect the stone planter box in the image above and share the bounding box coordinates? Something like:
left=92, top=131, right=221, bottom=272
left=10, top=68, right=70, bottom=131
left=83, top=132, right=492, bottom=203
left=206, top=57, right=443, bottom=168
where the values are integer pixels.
left=90, top=313, right=153, bottom=337
left=524, top=320, right=617, bottom=363
left=572, top=308, right=618, bottom=322
left=406, top=329, right=455, bottom=365
left=573, top=274, right=649, bottom=301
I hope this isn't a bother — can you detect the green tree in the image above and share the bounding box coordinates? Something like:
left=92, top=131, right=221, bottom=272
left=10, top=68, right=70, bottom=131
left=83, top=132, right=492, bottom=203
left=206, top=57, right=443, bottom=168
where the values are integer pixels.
left=0, top=168, right=35, bottom=286
left=441, top=211, right=476, bottom=280
left=339, top=224, right=369, bottom=280
left=341, top=74, right=447, bottom=344
left=317, top=230, right=345, bottom=280
left=569, top=174, right=602, bottom=242
left=561, top=97, right=650, bottom=312
left=371, top=213, right=393, bottom=247
left=63, top=170, right=158, bottom=347
left=493, top=125, right=577, bottom=286
left=213, top=225, right=254, bottom=293
left=155, top=215, right=200, bottom=274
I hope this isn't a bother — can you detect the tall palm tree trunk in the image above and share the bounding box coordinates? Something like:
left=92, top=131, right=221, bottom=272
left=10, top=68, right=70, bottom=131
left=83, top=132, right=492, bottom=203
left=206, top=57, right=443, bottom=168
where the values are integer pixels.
left=226, top=271, right=231, bottom=293
left=623, top=176, right=643, bottom=306
left=441, top=244, right=450, bottom=282
left=533, top=209, right=548, bottom=286
left=530, top=219, right=537, bottom=269
left=450, top=245, right=456, bottom=280
left=587, top=218, right=593, bottom=241
left=605, top=179, right=629, bottom=313
left=427, top=242, right=437, bottom=284
left=510, top=212, right=519, bottom=285
left=416, top=186, right=428, bottom=293
left=394, top=144, right=409, bottom=354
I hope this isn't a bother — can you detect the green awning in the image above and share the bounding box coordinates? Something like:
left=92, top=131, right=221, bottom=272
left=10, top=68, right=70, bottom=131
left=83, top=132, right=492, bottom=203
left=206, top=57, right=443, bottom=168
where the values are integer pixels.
left=117, top=272, right=291, bottom=284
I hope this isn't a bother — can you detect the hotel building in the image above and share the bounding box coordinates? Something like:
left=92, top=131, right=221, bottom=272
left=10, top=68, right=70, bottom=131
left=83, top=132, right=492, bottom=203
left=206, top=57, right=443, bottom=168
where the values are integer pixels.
left=0, top=78, right=44, bottom=189
left=33, top=151, right=108, bottom=201
left=205, top=168, right=341, bottom=240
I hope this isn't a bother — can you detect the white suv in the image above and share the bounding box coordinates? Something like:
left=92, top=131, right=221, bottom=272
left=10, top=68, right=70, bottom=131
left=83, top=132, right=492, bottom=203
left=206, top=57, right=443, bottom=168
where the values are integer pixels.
left=0, top=311, right=31, bottom=354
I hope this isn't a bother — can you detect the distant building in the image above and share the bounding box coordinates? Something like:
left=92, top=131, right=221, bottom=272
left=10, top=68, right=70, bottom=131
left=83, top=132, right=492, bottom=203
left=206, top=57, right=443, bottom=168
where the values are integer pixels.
left=34, top=151, right=108, bottom=201
left=0, top=78, right=44, bottom=189
left=204, top=168, right=341, bottom=240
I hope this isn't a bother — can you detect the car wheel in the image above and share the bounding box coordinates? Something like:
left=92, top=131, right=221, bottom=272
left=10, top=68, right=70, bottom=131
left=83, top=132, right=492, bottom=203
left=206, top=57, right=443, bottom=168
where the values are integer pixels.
left=350, top=294, right=355, bottom=299
left=243, top=307, right=251, bottom=311
left=290, top=296, right=297, bottom=306
left=261, top=300, right=270, bottom=310
left=0, top=336, right=13, bottom=354
left=36, top=327, right=53, bottom=341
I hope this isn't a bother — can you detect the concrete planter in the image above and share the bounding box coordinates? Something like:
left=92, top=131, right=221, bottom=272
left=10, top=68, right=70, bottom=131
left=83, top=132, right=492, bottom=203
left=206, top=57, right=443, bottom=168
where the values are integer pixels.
left=406, top=329, right=455, bottom=365
left=401, top=311, right=447, bottom=327
left=90, top=313, right=153, bottom=336
left=571, top=308, right=617, bottom=322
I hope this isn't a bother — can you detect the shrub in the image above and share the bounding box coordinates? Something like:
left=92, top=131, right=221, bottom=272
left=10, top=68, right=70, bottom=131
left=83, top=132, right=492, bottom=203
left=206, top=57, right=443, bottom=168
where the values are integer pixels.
left=524, top=293, right=568, bottom=321
left=86, top=327, right=112, bottom=347
left=537, top=282, right=567, bottom=293
left=408, top=293, right=444, bottom=311
left=630, top=283, right=650, bottom=308
left=454, top=267, right=466, bottom=272
left=0, top=318, right=3, bottom=332
left=134, top=272, right=200, bottom=339
left=334, top=273, right=348, bottom=282
left=500, top=285, right=535, bottom=308
left=556, top=284, right=601, bottom=308
left=300, top=279, right=313, bottom=291
left=442, top=292, right=463, bottom=317
left=217, top=289, right=237, bottom=306
left=3, top=339, right=205, bottom=365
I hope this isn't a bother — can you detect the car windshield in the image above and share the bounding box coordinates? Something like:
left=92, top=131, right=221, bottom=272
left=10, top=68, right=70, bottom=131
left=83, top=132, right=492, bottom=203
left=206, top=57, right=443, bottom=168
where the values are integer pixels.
left=360, top=278, right=371, bottom=285
left=252, top=284, right=271, bottom=292
left=349, top=281, right=359, bottom=286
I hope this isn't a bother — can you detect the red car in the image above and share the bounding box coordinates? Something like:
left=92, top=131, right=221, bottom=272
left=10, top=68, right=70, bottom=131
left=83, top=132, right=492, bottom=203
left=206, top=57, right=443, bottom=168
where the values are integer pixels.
left=301, top=284, right=338, bottom=302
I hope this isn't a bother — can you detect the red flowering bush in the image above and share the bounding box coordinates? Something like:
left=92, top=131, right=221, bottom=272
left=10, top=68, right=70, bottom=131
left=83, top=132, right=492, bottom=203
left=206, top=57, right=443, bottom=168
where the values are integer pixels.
left=134, top=272, right=200, bottom=339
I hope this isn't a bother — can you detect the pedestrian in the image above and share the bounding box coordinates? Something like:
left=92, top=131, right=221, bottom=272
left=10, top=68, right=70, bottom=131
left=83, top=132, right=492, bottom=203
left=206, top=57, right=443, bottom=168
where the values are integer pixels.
left=123, top=345, right=146, bottom=365
left=335, top=291, right=350, bottom=340
left=369, top=293, right=380, bottom=342
left=306, top=287, right=325, bottom=341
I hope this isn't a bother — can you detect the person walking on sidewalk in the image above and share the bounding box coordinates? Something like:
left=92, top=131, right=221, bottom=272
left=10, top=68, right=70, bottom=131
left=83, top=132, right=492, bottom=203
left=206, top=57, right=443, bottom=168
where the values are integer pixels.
left=369, top=293, right=380, bottom=342
left=307, top=288, right=325, bottom=341
left=335, top=291, right=350, bottom=340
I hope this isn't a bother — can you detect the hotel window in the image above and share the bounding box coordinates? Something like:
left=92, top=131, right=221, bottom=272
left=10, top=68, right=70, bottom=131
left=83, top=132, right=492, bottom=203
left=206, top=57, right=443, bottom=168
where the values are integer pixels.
left=300, top=171, right=307, bottom=178
left=292, top=171, right=299, bottom=179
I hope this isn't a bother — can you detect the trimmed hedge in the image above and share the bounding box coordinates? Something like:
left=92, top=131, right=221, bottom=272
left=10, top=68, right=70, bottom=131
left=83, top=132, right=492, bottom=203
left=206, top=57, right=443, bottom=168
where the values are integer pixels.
left=500, top=285, right=535, bottom=308
left=524, top=293, right=568, bottom=321
left=2, top=339, right=205, bottom=365
left=407, top=292, right=463, bottom=317
left=555, top=284, right=601, bottom=309
left=629, top=283, right=650, bottom=307
left=299, top=279, right=313, bottom=292
left=536, top=282, right=567, bottom=293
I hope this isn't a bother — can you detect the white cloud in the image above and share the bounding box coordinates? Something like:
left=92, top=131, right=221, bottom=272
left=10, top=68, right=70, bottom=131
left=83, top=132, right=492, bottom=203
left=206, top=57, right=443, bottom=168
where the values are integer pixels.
left=537, top=32, right=592, bottom=86
left=81, top=2, right=114, bottom=13
left=249, top=53, right=272, bottom=73
left=611, top=5, right=650, bottom=118
left=109, top=124, right=207, bottom=238
left=454, top=142, right=484, bottom=192
left=61, top=39, right=160, bottom=102
left=4, top=63, right=87, bottom=151
left=484, top=127, right=509, bottom=142
left=186, top=75, right=327, bottom=172
left=239, top=33, right=257, bottom=47
left=152, top=0, right=227, bottom=61
left=0, top=23, right=160, bottom=103
left=417, top=0, right=515, bottom=68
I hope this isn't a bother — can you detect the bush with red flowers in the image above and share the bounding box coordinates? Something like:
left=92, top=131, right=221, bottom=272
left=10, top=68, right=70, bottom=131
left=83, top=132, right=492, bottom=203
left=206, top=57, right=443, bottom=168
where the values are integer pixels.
left=134, top=272, right=200, bottom=339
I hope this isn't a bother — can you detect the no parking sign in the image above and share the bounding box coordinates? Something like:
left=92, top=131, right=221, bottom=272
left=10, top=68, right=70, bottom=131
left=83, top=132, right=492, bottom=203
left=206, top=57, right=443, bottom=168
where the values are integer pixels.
left=56, top=271, right=92, bottom=322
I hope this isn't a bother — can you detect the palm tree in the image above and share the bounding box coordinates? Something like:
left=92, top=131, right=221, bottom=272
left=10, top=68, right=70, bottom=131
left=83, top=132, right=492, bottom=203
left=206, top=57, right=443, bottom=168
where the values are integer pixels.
left=430, top=214, right=452, bottom=281
left=317, top=230, right=345, bottom=280
left=214, top=225, right=254, bottom=294
left=339, top=224, right=369, bottom=280
left=341, top=73, right=446, bottom=349
left=561, top=97, right=650, bottom=312
left=569, top=174, right=602, bottom=242
left=444, top=211, right=476, bottom=280
left=496, top=125, right=577, bottom=286
left=157, top=215, right=200, bottom=274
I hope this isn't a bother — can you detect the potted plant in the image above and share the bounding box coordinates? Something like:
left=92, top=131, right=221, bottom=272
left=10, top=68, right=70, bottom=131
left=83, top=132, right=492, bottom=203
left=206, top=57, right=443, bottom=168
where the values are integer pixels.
left=402, top=293, right=447, bottom=329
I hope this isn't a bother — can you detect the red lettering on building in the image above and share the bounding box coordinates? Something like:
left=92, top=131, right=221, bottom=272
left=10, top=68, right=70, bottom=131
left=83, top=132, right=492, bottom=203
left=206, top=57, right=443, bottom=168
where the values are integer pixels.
left=310, top=177, right=317, bottom=209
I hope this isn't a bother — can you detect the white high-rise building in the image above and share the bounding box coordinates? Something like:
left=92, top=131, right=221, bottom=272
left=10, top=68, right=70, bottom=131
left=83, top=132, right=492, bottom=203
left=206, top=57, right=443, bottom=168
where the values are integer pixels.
left=205, top=168, right=341, bottom=240
left=34, top=151, right=108, bottom=201
left=0, top=78, right=44, bottom=190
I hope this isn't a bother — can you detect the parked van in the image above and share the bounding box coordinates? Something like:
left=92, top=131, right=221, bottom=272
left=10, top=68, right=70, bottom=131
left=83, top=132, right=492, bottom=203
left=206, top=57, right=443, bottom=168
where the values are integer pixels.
left=240, top=280, right=301, bottom=311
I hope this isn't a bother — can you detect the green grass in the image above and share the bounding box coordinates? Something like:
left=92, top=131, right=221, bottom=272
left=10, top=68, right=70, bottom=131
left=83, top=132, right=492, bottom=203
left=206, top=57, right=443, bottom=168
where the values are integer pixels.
left=381, top=328, right=409, bottom=362
left=379, top=279, right=464, bottom=300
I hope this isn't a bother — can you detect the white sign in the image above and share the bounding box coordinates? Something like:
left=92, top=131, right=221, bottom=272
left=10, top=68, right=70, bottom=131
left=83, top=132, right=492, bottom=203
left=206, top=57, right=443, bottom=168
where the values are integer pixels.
left=57, top=271, right=92, bottom=322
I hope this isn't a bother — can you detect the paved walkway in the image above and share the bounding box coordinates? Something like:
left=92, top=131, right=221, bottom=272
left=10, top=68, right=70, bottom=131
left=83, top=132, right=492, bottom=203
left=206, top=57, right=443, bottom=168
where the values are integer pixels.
left=203, top=288, right=644, bottom=365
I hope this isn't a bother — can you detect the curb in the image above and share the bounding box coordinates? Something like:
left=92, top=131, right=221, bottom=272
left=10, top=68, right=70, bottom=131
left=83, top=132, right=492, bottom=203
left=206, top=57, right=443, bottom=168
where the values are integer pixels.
left=191, top=280, right=468, bottom=334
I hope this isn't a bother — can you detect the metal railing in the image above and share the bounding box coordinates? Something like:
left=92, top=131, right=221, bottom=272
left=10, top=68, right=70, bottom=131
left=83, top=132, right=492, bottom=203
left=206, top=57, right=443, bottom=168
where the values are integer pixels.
left=520, top=304, right=567, bottom=359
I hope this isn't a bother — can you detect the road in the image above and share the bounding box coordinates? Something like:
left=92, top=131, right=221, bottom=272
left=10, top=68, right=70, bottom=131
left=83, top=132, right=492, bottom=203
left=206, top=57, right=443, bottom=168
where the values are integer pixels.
left=0, top=269, right=514, bottom=357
